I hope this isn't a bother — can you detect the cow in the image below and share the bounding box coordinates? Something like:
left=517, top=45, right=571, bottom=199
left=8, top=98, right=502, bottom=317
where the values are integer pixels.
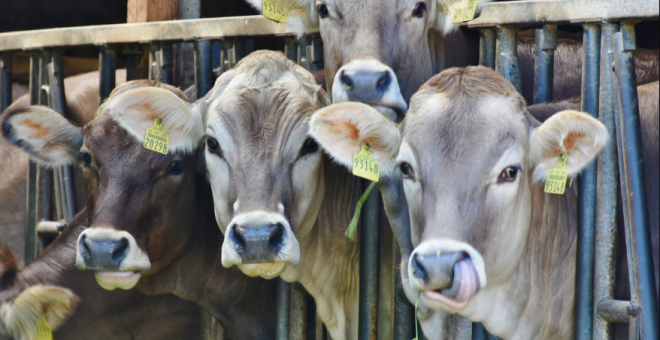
left=244, top=0, right=658, bottom=122
left=1, top=80, right=278, bottom=339
left=308, top=67, right=658, bottom=339
left=0, top=211, right=202, bottom=340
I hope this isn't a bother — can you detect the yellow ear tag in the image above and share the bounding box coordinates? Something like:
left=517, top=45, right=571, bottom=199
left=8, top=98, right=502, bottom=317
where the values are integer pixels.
left=262, top=0, right=288, bottom=23
left=35, top=314, right=53, bottom=340
left=544, top=153, right=568, bottom=195
left=352, top=143, right=380, bottom=183
left=451, top=0, right=478, bottom=23
left=143, top=118, right=169, bottom=155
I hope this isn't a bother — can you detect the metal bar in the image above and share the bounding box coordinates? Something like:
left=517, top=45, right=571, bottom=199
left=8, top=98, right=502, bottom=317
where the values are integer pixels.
left=48, top=49, right=77, bottom=222
left=99, top=46, right=117, bottom=103
left=478, top=29, right=496, bottom=70
left=276, top=278, right=291, bottom=340
left=0, top=16, right=313, bottom=52
left=232, top=39, right=246, bottom=63
left=533, top=25, right=556, bottom=104
left=221, top=40, right=234, bottom=70
left=310, top=34, right=324, bottom=71
left=285, top=38, right=298, bottom=64
left=36, top=220, right=67, bottom=235
left=597, top=299, right=635, bottom=323
left=289, top=283, right=307, bottom=340
left=24, top=52, right=40, bottom=264
left=35, top=50, right=53, bottom=255
left=212, top=41, right=222, bottom=71
left=358, top=182, right=381, bottom=340
left=159, top=43, right=174, bottom=85
left=613, top=23, right=659, bottom=340
left=0, top=52, right=12, bottom=112
left=149, top=44, right=159, bottom=81
left=496, top=27, right=522, bottom=94
left=123, top=44, right=143, bottom=82
left=299, top=36, right=311, bottom=69
left=194, top=39, right=213, bottom=99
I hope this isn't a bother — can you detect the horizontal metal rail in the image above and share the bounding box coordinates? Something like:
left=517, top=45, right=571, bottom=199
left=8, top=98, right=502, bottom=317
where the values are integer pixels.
left=0, top=16, right=313, bottom=52
left=468, top=0, right=658, bottom=27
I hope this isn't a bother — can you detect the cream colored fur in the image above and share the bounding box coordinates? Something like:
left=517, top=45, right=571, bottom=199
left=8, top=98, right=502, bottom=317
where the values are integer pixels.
left=102, top=87, right=204, bottom=155
left=530, top=110, right=609, bottom=183
left=0, top=285, right=79, bottom=340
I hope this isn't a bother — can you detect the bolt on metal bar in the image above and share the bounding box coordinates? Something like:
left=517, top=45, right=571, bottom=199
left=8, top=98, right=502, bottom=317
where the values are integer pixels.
left=35, top=49, right=53, bottom=255
left=597, top=299, right=636, bottom=323
left=289, top=283, right=308, bottom=340
left=99, top=46, right=117, bottom=103
left=612, top=23, right=659, bottom=340
left=48, top=49, right=78, bottom=223
left=0, top=52, right=12, bottom=112
left=533, top=25, right=556, bottom=104
left=275, top=278, right=291, bottom=340
left=478, top=29, right=496, bottom=70
left=358, top=181, right=381, bottom=340
left=159, top=43, right=174, bottom=85
left=123, top=44, right=144, bottom=81
left=496, top=27, right=522, bottom=94
left=193, top=39, right=213, bottom=99
left=25, top=51, right=40, bottom=264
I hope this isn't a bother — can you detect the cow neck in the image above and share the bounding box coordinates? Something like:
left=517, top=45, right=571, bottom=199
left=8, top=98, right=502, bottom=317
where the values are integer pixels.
left=470, top=184, right=578, bottom=339
left=282, top=158, right=363, bottom=339
left=137, top=173, right=277, bottom=340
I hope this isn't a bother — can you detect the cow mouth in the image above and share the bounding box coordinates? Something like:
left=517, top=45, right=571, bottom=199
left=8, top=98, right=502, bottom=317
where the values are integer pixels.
left=423, top=258, right=480, bottom=310
left=94, top=271, right=142, bottom=291
left=370, top=104, right=405, bottom=123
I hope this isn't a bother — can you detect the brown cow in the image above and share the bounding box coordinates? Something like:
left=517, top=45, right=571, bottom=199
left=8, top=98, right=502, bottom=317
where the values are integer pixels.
left=1, top=80, right=277, bottom=339
left=310, top=67, right=658, bottom=339
left=0, top=211, right=202, bottom=340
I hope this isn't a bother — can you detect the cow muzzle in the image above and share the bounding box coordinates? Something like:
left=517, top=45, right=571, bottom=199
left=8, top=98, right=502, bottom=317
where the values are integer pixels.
left=408, top=240, right=487, bottom=311
left=76, top=228, right=151, bottom=291
left=221, top=212, right=300, bottom=279
left=332, top=59, right=407, bottom=122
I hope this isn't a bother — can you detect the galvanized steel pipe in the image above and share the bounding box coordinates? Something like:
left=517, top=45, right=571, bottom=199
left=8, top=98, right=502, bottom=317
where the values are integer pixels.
left=496, top=27, right=522, bottom=94
left=0, top=52, right=11, bottom=112
left=533, top=25, right=556, bottom=104
left=478, top=29, right=496, bottom=70
left=358, top=182, right=381, bottom=340
left=194, top=39, right=213, bottom=98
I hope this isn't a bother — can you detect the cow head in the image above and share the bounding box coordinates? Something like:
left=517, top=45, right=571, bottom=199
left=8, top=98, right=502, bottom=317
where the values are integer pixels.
left=245, top=0, right=486, bottom=122
left=308, top=66, right=608, bottom=325
left=1, top=81, right=205, bottom=291
left=204, top=51, right=329, bottom=279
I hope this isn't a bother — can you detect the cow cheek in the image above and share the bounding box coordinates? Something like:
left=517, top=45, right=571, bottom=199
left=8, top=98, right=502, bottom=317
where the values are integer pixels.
left=206, top=155, right=232, bottom=233
left=290, top=156, right=324, bottom=234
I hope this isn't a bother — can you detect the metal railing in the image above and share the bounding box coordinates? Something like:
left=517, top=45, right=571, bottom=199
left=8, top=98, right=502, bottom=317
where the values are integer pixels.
left=0, top=0, right=658, bottom=339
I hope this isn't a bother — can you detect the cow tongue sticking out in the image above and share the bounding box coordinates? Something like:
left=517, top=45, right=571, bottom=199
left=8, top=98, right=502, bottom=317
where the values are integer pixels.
left=424, top=258, right=480, bottom=309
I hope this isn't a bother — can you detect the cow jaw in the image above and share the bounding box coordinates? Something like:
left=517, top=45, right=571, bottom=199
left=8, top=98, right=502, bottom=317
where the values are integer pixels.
left=94, top=271, right=142, bottom=291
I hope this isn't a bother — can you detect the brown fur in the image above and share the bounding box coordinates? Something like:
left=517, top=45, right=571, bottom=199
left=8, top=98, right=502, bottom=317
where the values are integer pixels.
left=0, top=245, right=17, bottom=290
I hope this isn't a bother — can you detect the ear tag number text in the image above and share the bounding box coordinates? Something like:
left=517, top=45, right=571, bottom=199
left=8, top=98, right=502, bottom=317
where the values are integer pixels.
left=35, top=314, right=53, bottom=340
left=451, top=0, right=478, bottom=23
left=544, top=153, right=568, bottom=195
left=352, top=143, right=380, bottom=183
left=143, top=118, right=170, bottom=155
left=262, top=0, right=288, bottom=23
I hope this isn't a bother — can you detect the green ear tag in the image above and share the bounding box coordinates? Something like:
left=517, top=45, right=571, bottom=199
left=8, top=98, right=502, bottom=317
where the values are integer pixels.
left=262, top=0, right=288, bottom=23
left=412, top=292, right=421, bottom=340
left=143, top=118, right=169, bottom=155
left=451, top=0, right=478, bottom=23
left=544, top=153, right=568, bottom=195
left=35, top=314, right=53, bottom=340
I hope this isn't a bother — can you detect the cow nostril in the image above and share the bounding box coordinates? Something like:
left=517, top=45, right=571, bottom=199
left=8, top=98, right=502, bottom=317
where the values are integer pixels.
left=376, top=71, right=390, bottom=88
left=340, top=71, right=354, bottom=88
left=268, top=223, right=285, bottom=252
left=411, top=254, right=428, bottom=283
left=231, top=226, right=247, bottom=250
left=80, top=235, right=91, bottom=255
left=111, top=238, right=129, bottom=262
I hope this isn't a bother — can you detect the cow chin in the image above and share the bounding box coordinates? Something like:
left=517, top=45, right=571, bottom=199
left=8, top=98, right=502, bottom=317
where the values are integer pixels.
left=94, top=271, right=142, bottom=291
left=407, top=239, right=488, bottom=312
left=238, top=263, right=288, bottom=279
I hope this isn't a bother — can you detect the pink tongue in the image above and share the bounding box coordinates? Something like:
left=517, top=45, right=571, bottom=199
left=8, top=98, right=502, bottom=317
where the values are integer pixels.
left=453, top=259, right=479, bottom=303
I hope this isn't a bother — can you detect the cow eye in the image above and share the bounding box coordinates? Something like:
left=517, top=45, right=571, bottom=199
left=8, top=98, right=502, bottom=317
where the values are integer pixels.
left=317, top=3, right=329, bottom=18
left=499, top=166, right=519, bottom=183
left=300, top=137, right=319, bottom=157
left=399, top=161, right=415, bottom=179
left=412, top=2, right=427, bottom=18
left=80, top=152, right=92, bottom=167
left=206, top=137, right=221, bottom=154
left=168, top=161, right=186, bottom=175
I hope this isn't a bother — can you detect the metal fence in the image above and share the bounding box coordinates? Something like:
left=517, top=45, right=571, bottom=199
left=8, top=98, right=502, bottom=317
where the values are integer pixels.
left=0, top=0, right=658, bottom=339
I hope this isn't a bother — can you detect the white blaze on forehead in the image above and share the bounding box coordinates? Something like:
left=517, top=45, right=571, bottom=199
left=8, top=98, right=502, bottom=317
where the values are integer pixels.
left=102, top=87, right=204, bottom=154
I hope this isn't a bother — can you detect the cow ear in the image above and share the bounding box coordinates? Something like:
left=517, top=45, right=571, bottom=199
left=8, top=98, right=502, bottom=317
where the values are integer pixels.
left=309, top=102, right=401, bottom=175
left=1, top=106, right=82, bottom=167
left=432, top=0, right=491, bottom=33
left=104, top=87, right=204, bottom=155
left=530, top=110, right=609, bottom=182
left=0, top=285, right=79, bottom=339
left=243, top=0, right=317, bottom=37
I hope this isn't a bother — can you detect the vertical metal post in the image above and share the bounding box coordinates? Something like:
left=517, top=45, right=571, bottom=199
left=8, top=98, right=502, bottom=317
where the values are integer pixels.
left=358, top=182, right=381, bottom=340
left=194, top=39, right=213, bottom=99
left=99, top=46, right=116, bottom=103
left=49, top=49, right=77, bottom=223
left=289, top=283, right=308, bottom=340
left=285, top=38, right=298, bottom=64
left=149, top=43, right=160, bottom=81
left=35, top=50, right=53, bottom=255
left=24, top=52, right=40, bottom=264
left=276, top=278, right=291, bottom=340
left=123, top=44, right=144, bottom=81
left=221, top=40, right=234, bottom=71
left=496, top=27, right=522, bottom=94
left=232, top=39, right=246, bottom=64
left=613, top=23, right=659, bottom=340
left=159, top=43, right=174, bottom=85
left=533, top=25, right=557, bottom=104
left=212, top=41, right=222, bottom=71
left=479, top=29, right=496, bottom=70
left=310, top=34, right=324, bottom=71
left=0, top=52, right=12, bottom=112
left=298, top=35, right=311, bottom=69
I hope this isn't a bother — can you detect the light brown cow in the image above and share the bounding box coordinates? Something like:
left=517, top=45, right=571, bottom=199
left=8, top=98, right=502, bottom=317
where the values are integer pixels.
left=309, top=66, right=616, bottom=339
